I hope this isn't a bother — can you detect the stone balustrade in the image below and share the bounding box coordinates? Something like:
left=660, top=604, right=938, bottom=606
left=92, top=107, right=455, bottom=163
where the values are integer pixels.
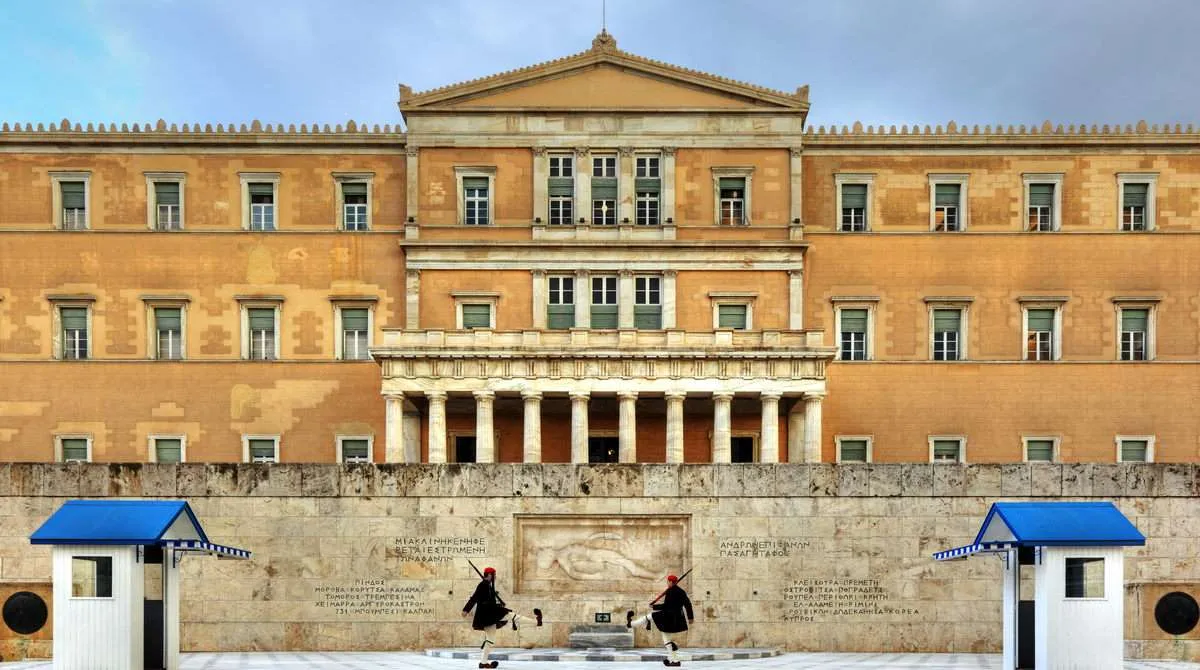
left=377, top=328, right=827, bottom=352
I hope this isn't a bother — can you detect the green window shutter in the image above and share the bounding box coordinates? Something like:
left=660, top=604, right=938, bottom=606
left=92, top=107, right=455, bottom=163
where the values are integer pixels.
left=717, top=304, right=747, bottom=329
left=1028, top=184, right=1054, bottom=206
left=591, top=177, right=617, bottom=200
left=463, top=177, right=488, bottom=191
left=634, top=177, right=660, bottom=193
left=248, top=183, right=274, bottom=197
left=934, top=183, right=960, bottom=206
left=547, top=306, right=575, bottom=329
left=932, top=309, right=961, bottom=332
left=590, top=305, right=618, bottom=329
left=1123, top=183, right=1148, bottom=207
left=1027, top=309, right=1054, bottom=331
left=461, top=304, right=492, bottom=329
left=248, top=308, right=275, bottom=330
left=933, top=440, right=961, bottom=461
left=342, top=439, right=369, bottom=461
left=548, top=178, right=574, bottom=197
left=155, top=438, right=182, bottom=463
left=61, top=307, right=87, bottom=330
left=1026, top=439, right=1054, bottom=462
left=61, top=181, right=86, bottom=208
left=154, top=182, right=180, bottom=206
left=341, top=182, right=367, bottom=197
left=1121, top=308, right=1148, bottom=332
left=341, top=308, right=368, bottom=331
left=1121, top=440, right=1148, bottom=462
left=719, top=177, right=745, bottom=191
left=840, top=308, right=868, bottom=333
left=155, top=307, right=181, bottom=330
left=841, top=184, right=867, bottom=209
left=249, top=439, right=276, bottom=460
left=839, top=440, right=868, bottom=462
left=634, top=305, right=662, bottom=329
left=61, top=438, right=89, bottom=461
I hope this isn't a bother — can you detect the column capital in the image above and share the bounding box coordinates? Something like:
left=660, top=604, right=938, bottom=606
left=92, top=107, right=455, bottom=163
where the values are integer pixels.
left=521, top=389, right=543, bottom=401
left=532, top=146, right=548, bottom=157
left=663, top=269, right=678, bottom=279
left=618, top=146, right=634, bottom=157
left=618, top=269, right=634, bottom=279
left=789, top=268, right=804, bottom=278
left=712, top=391, right=736, bottom=401
left=617, top=390, right=639, bottom=400
left=790, top=147, right=803, bottom=158
left=760, top=391, right=784, bottom=401
left=575, top=146, right=590, bottom=155
left=568, top=390, right=591, bottom=401
left=531, top=268, right=546, bottom=278
left=804, top=391, right=826, bottom=402
left=405, top=145, right=420, bottom=157
left=664, top=390, right=688, bottom=401
left=383, top=391, right=405, bottom=401
left=473, top=390, right=496, bottom=401
left=425, top=390, right=447, bottom=401
left=406, top=268, right=421, bottom=279
left=661, top=146, right=676, bottom=157
left=574, top=268, right=590, bottom=280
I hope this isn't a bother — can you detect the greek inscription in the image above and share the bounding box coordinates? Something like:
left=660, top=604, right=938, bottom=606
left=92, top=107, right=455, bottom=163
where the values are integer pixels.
left=781, top=579, right=918, bottom=622
left=394, top=536, right=487, bottom=563
left=718, top=537, right=811, bottom=558
left=312, top=579, right=432, bottom=619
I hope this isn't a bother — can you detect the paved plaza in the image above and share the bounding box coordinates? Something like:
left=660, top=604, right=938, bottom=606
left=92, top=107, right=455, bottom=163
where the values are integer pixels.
left=3, top=652, right=1200, bottom=669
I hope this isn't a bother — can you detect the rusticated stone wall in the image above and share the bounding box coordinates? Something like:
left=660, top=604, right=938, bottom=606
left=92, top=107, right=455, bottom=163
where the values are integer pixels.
left=1, top=463, right=1198, bottom=661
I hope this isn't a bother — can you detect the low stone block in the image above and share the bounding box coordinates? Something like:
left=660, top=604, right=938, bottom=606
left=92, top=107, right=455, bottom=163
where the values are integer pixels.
left=108, top=464, right=145, bottom=497
left=397, top=465, right=441, bottom=497
left=78, top=463, right=110, bottom=497
left=1091, top=464, right=1123, bottom=496
left=1000, top=464, right=1031, bottom=496
left=175, top=463, right=207, bottom=497
left=641, top=464, right=679, bottom=497
left=567, top=624, right=634, bottom=649
left=437, top=464, right=469, bottom=497
left=901, top=464, right=933, bottom=495
left=578, top=464, right=642, bottom=497
left=808, top=464, right=836, bottom=496
left=837, top=465, right=870, bottom=496
left=868, top=464, right=903, bottom=496
left=39, top=463, right=80, bottom=497
left=241, top=463, right=302, bottom=497
left=678, top=464, right=714, bottom=497
left=541, top=464, right=576, bottom=497
left=1060, top=463, right=1093, bottom=497
left=715, top=465, right=747, bottom=497
left=1029, top=464, right=1062, bottom=497
left=472, top=464, right=515, bottom=497
left=300, top=464, right=339, bottom=497
left=775, top=464, right=810, bottom=496
left=140, top=463, right=178, bottom=497
left=1123, top=463, right=1159, bottom=497
left=6, top=464, right=42, bottom=496
left=205, top=463, right=239, bottom=496
left=962, top=465, right=1001, bottom=497
left=513, top=464, right=544, bottom=497
left=741, top=464, right=776, bottom=497
left=931, top=465, right=966, bottom=496
left=1158, top=464, right=1197, bottom=497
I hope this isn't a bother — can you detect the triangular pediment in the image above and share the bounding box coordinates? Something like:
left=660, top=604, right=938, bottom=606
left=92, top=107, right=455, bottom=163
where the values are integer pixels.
left=400, top=32, right=808, bottom=115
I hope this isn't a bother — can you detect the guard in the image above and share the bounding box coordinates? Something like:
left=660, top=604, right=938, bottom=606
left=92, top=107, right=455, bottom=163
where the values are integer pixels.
left=462, top=565, right=543, bottom=668
left=627, top=573, right=694, bottom=667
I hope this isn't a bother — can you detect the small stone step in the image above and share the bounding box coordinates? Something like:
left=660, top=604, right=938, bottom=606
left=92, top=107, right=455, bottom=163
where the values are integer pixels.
left=567, top=623, right=635, bottom=649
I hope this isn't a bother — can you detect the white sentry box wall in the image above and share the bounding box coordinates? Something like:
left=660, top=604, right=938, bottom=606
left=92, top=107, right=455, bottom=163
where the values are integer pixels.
left=1035, top=546, right=1125, bottom=670
left=52, top=544, right=144, bottom=670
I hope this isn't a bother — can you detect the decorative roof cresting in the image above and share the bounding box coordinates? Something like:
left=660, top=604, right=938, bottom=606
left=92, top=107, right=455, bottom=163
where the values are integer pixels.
left=591, top=29, right=617, bottom=52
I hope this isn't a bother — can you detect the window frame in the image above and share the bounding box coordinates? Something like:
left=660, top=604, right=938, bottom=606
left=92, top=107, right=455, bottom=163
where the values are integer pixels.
left=239, top=172, right=281, bottom=231
left=336, top=435, right=374, bottom=464
left=239, top=300, right=282, bottom=361
left=145, top=172, right=186, bottom=231
left=590, top=153, right=618, bottom=226
left=452, top=291, right=499, bottom=330
left=50, top=171, right=92, bottom=231
left=1064, top=556, right=1107, bottom=600
left=729, top=433, right=760, bottom=464
left=52, top=299, right=94, bottom=361
left=242, top=434, right=280, bottom=464
left=928, top=174, right=969, bottom=232
left=547, top=274, right=576, bottom=329
left=1117, top=173, right=1157, bottom=232
left=833, top=298, right=878, bottom=361
left=929, top=435, right=967, bottom=464
left=1020, top=299, right=1065, bottom=362
left=1114, top=300, right=1156, bottom=362
left=634, top=153, right=662, bottom=226
left=836, top=435, right=873, bottom=463
left=56, top=434, right=93, bottom=463
left=711, top=167, right=754, bottom=226
left=1115, top=435, right=1155, bottom=463
left=70, top=555, right=114, bottom=599
left=835, top=173, right=874, bottom=232
left=1022, top=173, right=1064, bottom=232
left=334, top=302, right=374, bottom=361
left=334, top=173, right=373, bottom=232
left=710, top=292, right=757, bottom=331
left=142, top=298, right=188, bottom=361
left=926, top=300, right=970, bottom=361
left=147, top=434, right=187, bottom=463
left=455, top=166, right=496, bottom=226
left=548, top=153, right=576, bottom=226
left=1022, top=436, right=1059, bottom=463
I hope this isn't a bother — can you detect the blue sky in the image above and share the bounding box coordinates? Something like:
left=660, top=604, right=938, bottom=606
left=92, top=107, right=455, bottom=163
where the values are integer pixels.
left=1, top=0, right=1198, bottom=129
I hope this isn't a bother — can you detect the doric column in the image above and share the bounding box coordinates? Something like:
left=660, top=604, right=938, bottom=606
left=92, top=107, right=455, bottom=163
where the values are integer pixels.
left=426, top=391, right=448, bottom=463
left=531, top=270, right=547, bottom=329
left=617, top=390, right=638, bottom=463
left=662, top=270, right=678, bottom=329
left=574, top=269, right=590, bottom=327
left=788, top=269, right=804, bottom=330
left=569, top=391, right=590, bottom=463
left=803, top=392, right=825, bottom=463
left=665, top=391, right=686, bottom=463
left=618, top=270, right=635, bottom=328
left=712, top=391, right=735, bottom=463
left=788, top=400, right=805, bottom=463
left=759, top=392, right=782, bottom=463
left=474, top=390, right=496, bottom=463
left=405, top=269, right=420, bottom=330
left=384, top=392, right=406, bottom=463
left=521, top=390, right=543, bottom=463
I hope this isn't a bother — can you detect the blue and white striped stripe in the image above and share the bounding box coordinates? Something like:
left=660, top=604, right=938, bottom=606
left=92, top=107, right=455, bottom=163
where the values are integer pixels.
left=932, top=541, right=1017, bottom=561
left=162, top=539, right=251, bottom=560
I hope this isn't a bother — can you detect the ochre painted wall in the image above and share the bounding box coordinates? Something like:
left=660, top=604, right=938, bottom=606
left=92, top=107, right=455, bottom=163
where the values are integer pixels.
left=418, top=148, right=532, bottom=226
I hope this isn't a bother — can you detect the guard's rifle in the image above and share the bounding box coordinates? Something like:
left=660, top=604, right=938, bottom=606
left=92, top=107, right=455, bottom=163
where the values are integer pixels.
left=648, top=567, right=693, bottom=606
left=467, top=559, right=505, bottom=607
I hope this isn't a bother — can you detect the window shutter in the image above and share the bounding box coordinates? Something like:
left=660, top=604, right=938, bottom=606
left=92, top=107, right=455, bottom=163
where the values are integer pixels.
left=249, top=439, right=275, bottom=460
left=548, top=177, right=574, bottom=196
left=463, top=177, right=488, bottom=191
left=1028, top=184, right=1054, bottom=207
left=932, top=309, right=961, bottom=333
left=341, top=182, right=367, bottom=197
left=1025, top=440, right=1054, bottom=461
left=934, top=183, right=960, bottom=206
left=1121, top=440, right=1148, bottom=462
left=590, top=305, right=618, bottom=329
left=634, top=305, right=662, bottom=329
left=154, top=182, right=180, bottom=206
left=340, top=308, right=368, bottom=331
left=461, top=304, right=492, bottom=329
left=717, top=304, right=747, bottom=329
left=841, top=184, right=867, bottom=209
left=61, top=181, right=86, bottom=208
left=547, top=306, right=575, bottom=330
left=248, top=183, right=274, bottom=197
left=591, top=177, right=618, bottom=200
left=1123, top=183, right=1148, bottom=208
left=155, top=307, right=181, bottom=330
left=1027, top=309, right=1054, bottom=331
left=341, top=439, right=369, bottom=461
left=634, top=177, right=660, bottom=193
left=61, top=438, right=89, bottom=461
left=840, top=308, right=868, bottom=333
left=1121, top=308, right=1148, bottom=332
left=839, top=440, right=868, bottom=462
left=248, top=308, right=275, bottom=330
left=933, top=440, right=960, bottom=461
left=61, top=307, right=87, bottom=330
left=719, top=177, right=745, bottom=191
left=155, top=439, right=183, bottom=463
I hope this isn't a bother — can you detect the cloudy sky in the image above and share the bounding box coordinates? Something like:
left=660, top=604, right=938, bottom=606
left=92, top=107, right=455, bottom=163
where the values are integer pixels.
left=1, top=0, right=1197, bottom=130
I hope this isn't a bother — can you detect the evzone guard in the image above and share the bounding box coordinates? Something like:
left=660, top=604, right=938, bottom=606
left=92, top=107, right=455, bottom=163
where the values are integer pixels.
left=627, top=571, right=695, bottom=667
left=461, top=562, right=543, bottom=669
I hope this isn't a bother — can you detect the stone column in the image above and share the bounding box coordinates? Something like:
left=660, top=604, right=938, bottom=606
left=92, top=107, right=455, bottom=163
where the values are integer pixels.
left=803, top=392, right=825, bottom=463
left=531, top=270, right=547, bottom=329
left=789, top=147, right=803, bottom=230
left=575, top=147, right=591, bottom=225
left=662, top=147, right=677, bottom=225
left=787, top=400, right=805, bottom=463
left=665, top=391, right=686, bottom=463
left=618, top=270, right=635, bottom=328
left=405, top=269, right=420, bottom=330
left=532, top=147, right=548, bottom=224
left=618, top=146, right=634, bottom=225
left=569, top=391, right=590, bottom=463
left=617, top=390, right=638, bottom=463
left=788, top=270, right=804, bottom=330
left=426, top=391, right=448, bottom=464
left=574, top=269, right=590, bottom=327
left=521, top=390, right=543, bottom=463
left=712, top=391, right=734, bottom=463
left=662, top=270, right=678, bottom=329
left=405, top=146, right=419, bottom=236
left=474, top=390, right=496, bottom=463
left=759, top=392, right=782, bottom=463
left=384, top=392, right=406, bottom=463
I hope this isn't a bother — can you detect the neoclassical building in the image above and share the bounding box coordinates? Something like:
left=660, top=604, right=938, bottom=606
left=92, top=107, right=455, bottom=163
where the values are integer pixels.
left=2, top=31, right=1198, bottom=465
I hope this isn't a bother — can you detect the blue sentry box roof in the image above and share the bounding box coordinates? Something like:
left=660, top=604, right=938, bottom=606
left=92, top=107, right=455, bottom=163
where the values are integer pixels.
left=30, top=500, right=207, bottom=545
left=975, top=501, right=1145, bottom=547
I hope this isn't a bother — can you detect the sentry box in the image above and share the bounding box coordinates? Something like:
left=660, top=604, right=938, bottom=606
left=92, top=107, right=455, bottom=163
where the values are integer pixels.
left=30, top=500, right=250, bottom=670
left=934, top=501, right=1145, bottom=670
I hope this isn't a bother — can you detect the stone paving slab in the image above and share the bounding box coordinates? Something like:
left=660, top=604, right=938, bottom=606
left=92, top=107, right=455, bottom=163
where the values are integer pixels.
left=2, top=652, right=1200, bottom=669
left=425, top=647, right=779, bottom=662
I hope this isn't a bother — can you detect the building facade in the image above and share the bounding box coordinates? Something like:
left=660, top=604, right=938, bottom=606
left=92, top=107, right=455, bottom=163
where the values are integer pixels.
left=2, top=32, right=1198, bottom=466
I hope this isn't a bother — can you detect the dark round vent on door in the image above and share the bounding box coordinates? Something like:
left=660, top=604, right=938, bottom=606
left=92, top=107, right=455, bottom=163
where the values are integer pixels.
left=2, top=591, right=48, bottom=635
left=1155, top=591, right=1200, bottom=636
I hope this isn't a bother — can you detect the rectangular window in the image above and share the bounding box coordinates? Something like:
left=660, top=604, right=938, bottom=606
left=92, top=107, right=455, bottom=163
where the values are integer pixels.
left=154, top=307, right=183, bottom=360
left=635, top=156, right=660, bottom=178
left=61, top=181, right=87, bottom=230
left=247, top=307, right=277, bottom=361
left=634, top=276, right=662, bottom=329
left=932, top=439, right=963, bottom=463
left=548, top=154, right=575, bottom=225
left=154, top=181, right=181, bottom=231
left=340, top=438, right=370, bottom=463
left=463, top=177, right=490, bottom=226
left=1025, top=439, right=1055, bottom=462
left=248, top=183, right=275, bottom=231
left=932, top=309, right=961, bottom=361
left=1026, top=308, right=1055, bottom=361
left=592, top=155, right=616, bottom=178
left=340, top=308, right=369, bottom=360
left=454, top=435, right=477, bottom=463
left=247, top=437, right=278, bottom=463
left=635, top=155, right=661, bottom=226
left=590, top=275, right=618, bottom=328
left=71, top=556, right=113, bottom=598
left=154, top=437, right=183, bottom=463
left=587, top=436, right=619, bottom=464
left=60, top=437, right=90, bottom=462
left=717, top=304, right=748, bottom=330
left=550, top=154, right=574, bottom=178
left=934, top=183, right=961, bottom=231
left=1119, top=439, right=1149, bottom=463
left=549, top=196, right=574, bottom=226
left=1027, top=183, right=1055, bottom=231
left=341, top=182, right=369, bottom=231
left=839, top=308, right=868, bottom=361
left=1120, top=308, right=1148, bottom=361
left=547, top=276, right=575, bottom=329
left=461, top=303, right=492, bottom=330
left=1065, top=557, right=1105, bottom=598
left=841, top=183, right=868, bottom=232
left=838, top=438, right=869, bottom=463
left=718, top=177, right=746, bottom=225
left=591, top=155, right=617, bottom=226
left=731, top=436, right=756, bottom=463
left=60, top=306, right=89, bottom=360
left=1121, top=183, right=1147, bottom=231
